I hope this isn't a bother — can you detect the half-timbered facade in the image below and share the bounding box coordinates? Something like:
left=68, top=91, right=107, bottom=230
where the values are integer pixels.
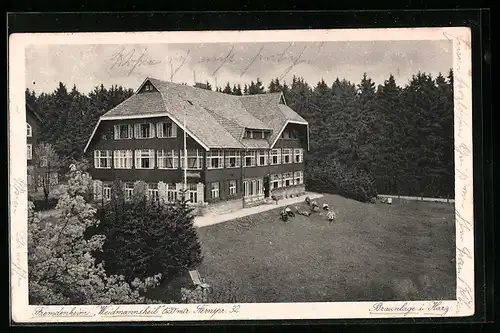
left=84, top=78, right=309, bottom=213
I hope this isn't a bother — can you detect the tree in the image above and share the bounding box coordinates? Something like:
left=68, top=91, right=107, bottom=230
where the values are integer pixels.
left=33, top=142, right=62, bottom=208
left=97, top=186, right=203, bottom=282
left=232, top=84, right=242, bottom=96
left=247, top=78, right=265, bottom=95
left=28, top=165, right=161, bottom=305
left=222, top=82, right=232, bottom=94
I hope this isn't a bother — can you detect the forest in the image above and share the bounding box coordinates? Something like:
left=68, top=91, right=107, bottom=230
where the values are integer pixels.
left=26, top=70, right=454, bottom=199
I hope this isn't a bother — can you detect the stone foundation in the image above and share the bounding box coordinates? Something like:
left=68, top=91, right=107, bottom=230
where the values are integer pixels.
left=204, top=198, right=244, bottom=216
left=271, top=185, right=306, bottom=200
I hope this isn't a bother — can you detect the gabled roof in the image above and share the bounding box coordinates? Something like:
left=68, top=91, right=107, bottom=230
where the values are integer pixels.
left=84, top=78, right=308, bottom=152
left=26, top=103, right=43, bottom=122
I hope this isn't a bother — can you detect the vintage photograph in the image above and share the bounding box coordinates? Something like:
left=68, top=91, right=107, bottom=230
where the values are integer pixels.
left=10, top=28, right=474, bottom=321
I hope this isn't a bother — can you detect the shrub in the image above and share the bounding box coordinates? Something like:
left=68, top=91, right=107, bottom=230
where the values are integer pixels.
left=30, top=197, right=59, bottom=211
left=98, top=192, right=203, bottom=282
left=28, top=165, right=161, bottom=305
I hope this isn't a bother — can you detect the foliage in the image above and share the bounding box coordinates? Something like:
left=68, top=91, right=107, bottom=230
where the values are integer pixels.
left=32, top=142, right=62, bottom=205
left=96, top=189, right=203, bottom=283
left=180, top=281, right=239, bottom=304
left=28, top=165, right=161, bottom=305
left=28, top=70, right=454, bottom=198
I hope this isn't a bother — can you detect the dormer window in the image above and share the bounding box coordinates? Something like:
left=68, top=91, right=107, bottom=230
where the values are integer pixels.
left=27, top=123, right=32, bottom=137
left=145, top=84, right=153, bottom=91
left=134, top=123, right=155, bottom=139
left=114, top=124, right=133, bottom=139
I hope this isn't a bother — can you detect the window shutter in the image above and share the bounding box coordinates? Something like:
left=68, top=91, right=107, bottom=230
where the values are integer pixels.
left=114, top=125, right=119, bottom=139
left=135, top=150, right=140, bottom=168
left=172, top=123, right=177, bottom=137
left=128, top=125, right=133, bottom=138
left=156, top=123, right=163, bottom=138
left=150, top=149, right=155, bottom=168
left=150, top=123, right=155, bottom=138
left=134, top=124, right=140, bottom=138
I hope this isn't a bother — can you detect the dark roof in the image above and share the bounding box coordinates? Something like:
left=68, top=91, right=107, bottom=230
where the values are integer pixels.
left=26, top=103, right=43, bottom=122
left=85, top=78, right=308, bottom=151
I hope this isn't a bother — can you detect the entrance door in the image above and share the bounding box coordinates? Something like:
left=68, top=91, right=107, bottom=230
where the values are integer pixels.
left=263, top=175, right=270, bottom=198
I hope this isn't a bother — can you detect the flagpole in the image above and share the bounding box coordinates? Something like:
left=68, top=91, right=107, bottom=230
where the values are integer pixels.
left=183, top=106, right=188, bottom=195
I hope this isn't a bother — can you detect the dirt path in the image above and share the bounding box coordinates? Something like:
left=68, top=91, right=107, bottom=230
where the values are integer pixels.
left=194, top=192, right=324, bottom=228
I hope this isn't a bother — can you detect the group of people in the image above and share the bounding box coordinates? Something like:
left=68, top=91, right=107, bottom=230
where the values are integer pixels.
left=279, top=197, right=336, bottom=222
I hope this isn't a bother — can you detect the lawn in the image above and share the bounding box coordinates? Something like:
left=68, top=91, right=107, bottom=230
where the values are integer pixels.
left=196, top=194, right=456, bottom=303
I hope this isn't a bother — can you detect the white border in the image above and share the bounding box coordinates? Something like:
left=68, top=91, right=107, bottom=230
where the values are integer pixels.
left=9, top=27, right=474, bottom=323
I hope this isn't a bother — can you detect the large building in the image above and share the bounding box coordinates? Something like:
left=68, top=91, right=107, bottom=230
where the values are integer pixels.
left=84, top=78, right=309, bottom=213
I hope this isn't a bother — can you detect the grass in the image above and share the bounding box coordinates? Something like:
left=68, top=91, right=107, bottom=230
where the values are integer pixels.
left=195, top=194, right=456, bottom=303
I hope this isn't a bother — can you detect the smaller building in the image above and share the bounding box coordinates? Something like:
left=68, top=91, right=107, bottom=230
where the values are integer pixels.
left=26, top=103, right=42, bottom=192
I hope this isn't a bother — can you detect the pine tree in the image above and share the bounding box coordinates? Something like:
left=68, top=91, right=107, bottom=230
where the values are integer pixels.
left=222, top=82, right=232, bottom=94
left=232, top=84, right=242, bottom=95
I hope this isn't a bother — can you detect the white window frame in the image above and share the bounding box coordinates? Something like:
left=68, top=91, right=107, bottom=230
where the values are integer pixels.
left=157, top=149, right=179, bottom=169
left=114, top=150, right=133, bottom=169
left=260, top=131, right=265, bottom=139
left=27, top=144, right=32, bottom=160
left=283, top=172, right=293, bottom=187
left=282, top=148, right=293, bottom=164
left=94, top=150, right=112, bottom=169
left=103, top=184, right=112, bottom=201
left=210, top=182, right=220, bottom=199
left=257, top=150, right=268, bottom=166
left=135, top=149, right=155, bottom=169
left=243, top=150, right=256, bottom=167
left=114, top=124, right=133, bottom=139
left=187, top=183, right=198, bottom=203
left=294, top=148, right=304, bottom=163
left=181, top=149, right=203, bottom=170
left=225, top=150, right=241, bottom=168
left=27, top=123, right=32, bottom=137
left=134, top=123, right=155, bottom=139
left=243, top=180, right=249, bottom=197
left=156, top=121, right=177, bottom=138
left=124, top=182, right=134, bottom=200
left=294, top=171, right=304, bottom=185
left=270, top=149, right=281, bottom=165
left=270, top=174, right=282, bottom=190
left=229, top=180, right=237, bottom=195
left=207, top=150, right=224, bottom=169
left=148, top=183, right=159, bottom=201
left=257, top=178, right=263, bottom=195
left=167, top=183, right=178, bottom=202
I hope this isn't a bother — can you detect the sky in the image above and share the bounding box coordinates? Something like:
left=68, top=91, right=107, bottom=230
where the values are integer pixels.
left=25, top=40, right=453, bottom=95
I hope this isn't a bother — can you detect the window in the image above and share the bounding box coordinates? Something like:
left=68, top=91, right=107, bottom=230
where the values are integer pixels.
left=103, top=184, right=112, bottom=201
left=114, top=124, right=133, bottom=139
left=27, top=144, right=32, bottom=160
left=225, top=150, right=241, bottom=168
left=281, top=130, right=290, bottom=139
left=156, top=121, right=177, bottom=138
left=229, top=180, right=237, bottom=195
left=180, top=149, right=203, bottom=170
left=167, top=183, right=177, bottom=202
left=148, top=183, right=159, bottom=201
left=145, top=84, right=153, bottom=91
left=114, top=150, right=133, bottom=169
left=294, top=171, right=304, bottom=185
left=270, top=149, right=281, bottom=165
left=283, top=172, right=293, bottom=187
left=260, top=131, right=265, bottom=139
left=27, top=123, right=32, bottom=137
left=243, top=180, right=249, bottom=197
left=243, top=178, right=263, bottom=197
left=94, top=150, right=112, bottom=169
left=211, top=182, right=219, bottom=199
left=135, top=149, right=155, bottom=169
left=124, top=182, right=134, bottom=200
left=283, top=148, right=293, bottom=164
left=243, top=150, right=256, bottom=167
left=257, top=150, right=268, bottom=166
left=294, top=148, right=303, bottom=163
left=187, top=183, right=198, bottom=203
left=207, top=150, right=224, bottom=169
left=244, top=130, right=251, bottom=138
left=134, top=123, right=155, bottom=139
left=157, top=150, right=179, bottom=169
left=270, top=174, right=282, bottom=190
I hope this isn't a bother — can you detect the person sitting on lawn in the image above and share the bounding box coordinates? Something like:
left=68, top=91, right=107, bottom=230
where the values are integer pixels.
left=280, top=209, right=289, bottom=222
left=311, top=205, right=320, bottom=213
left=305, top=196, right=311, bottom=205
left=327, top=210, right=336, bottom=221
left=322, top=203, right=329, bottom=211
left=285, top=206, right=294, bottom=217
